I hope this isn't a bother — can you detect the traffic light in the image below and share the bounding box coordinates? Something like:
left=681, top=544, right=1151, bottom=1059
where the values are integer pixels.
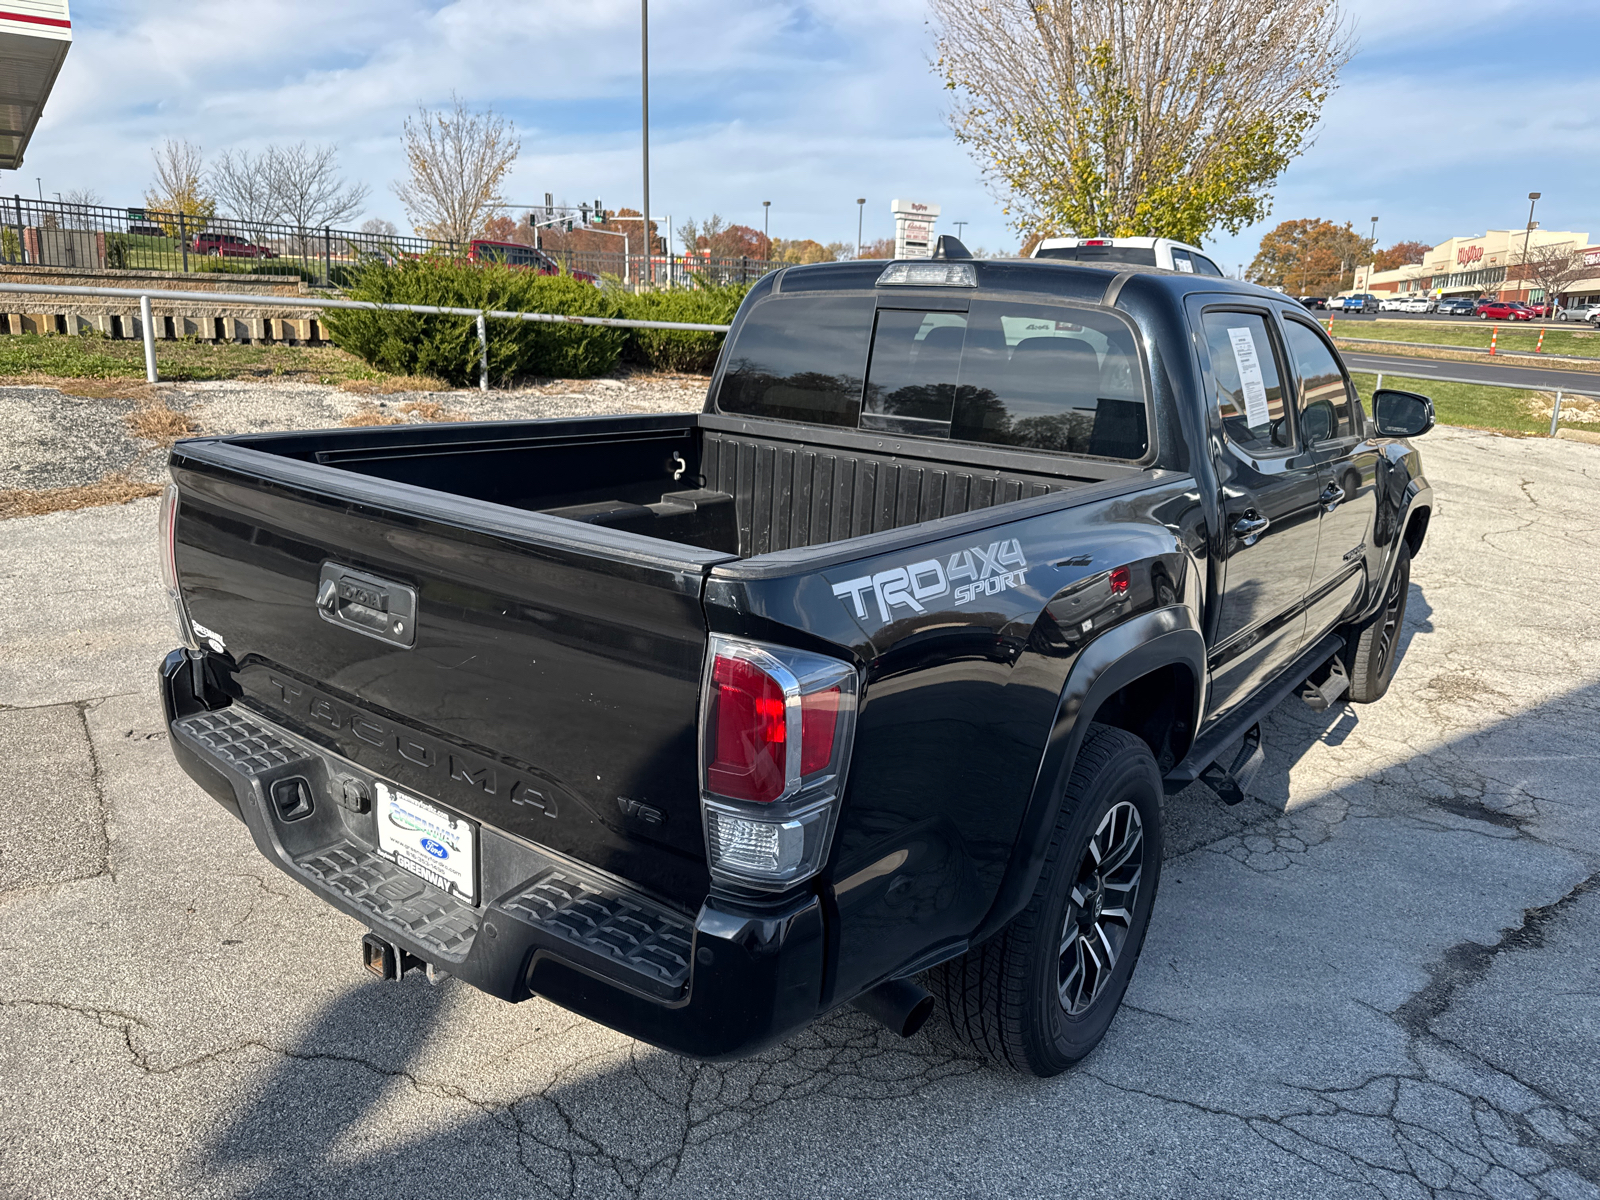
left=579, top=203, right=590, bottom=225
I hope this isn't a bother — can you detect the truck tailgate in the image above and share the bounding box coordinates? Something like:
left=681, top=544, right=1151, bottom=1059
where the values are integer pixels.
left=170, top=440, right=736, bottom=908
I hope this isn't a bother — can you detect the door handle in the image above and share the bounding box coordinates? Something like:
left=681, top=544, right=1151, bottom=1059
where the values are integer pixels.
left=1231, top=510, right=1271, bottom=546
left=1319, top=482, right=1346, bottom=511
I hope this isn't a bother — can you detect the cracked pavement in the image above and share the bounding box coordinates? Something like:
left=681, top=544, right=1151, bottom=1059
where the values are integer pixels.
left=1, top=423, right=1598, bottom=1199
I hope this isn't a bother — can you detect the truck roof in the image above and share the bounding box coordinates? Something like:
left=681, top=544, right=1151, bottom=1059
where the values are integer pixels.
left=770, top=256, right=1282, bottom=305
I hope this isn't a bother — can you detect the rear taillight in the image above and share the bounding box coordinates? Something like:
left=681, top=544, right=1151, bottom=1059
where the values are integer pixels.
left=159, top=484, right=198, bottom=650
left=699, top=636, right=858, bottom=890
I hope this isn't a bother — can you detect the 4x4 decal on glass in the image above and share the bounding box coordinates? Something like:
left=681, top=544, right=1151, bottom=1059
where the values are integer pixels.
left=831, top=539, right=1029, bottom=623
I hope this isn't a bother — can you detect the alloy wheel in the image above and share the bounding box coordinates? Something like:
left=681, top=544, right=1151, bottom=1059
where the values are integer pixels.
left=1058, top=801, right=1144, bottom=1016
left=1373, top=564, right=1406, bottom=677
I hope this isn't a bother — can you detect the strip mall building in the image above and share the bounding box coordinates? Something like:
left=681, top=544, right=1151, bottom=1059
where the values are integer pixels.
left=1349, top=228, right=1600, bottom=307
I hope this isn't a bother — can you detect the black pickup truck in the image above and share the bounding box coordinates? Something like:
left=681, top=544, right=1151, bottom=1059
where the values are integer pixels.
left=159, top=255, right=1434, bottom=1077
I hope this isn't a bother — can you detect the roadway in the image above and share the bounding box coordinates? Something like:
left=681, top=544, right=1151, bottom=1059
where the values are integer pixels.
left=1343, top=350, right=1600, bottom=394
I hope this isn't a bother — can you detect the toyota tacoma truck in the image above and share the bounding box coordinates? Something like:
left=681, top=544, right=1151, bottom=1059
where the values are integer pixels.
left=158, top=251, right=1434, bottom=1077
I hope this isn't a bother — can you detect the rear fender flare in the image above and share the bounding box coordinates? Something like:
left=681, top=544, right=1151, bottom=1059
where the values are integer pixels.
left=968, top=605, right=1205, bottom=946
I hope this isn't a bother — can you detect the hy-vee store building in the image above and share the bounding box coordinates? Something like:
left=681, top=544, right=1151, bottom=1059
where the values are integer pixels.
left=1350, top=226, right=1600, bottom=308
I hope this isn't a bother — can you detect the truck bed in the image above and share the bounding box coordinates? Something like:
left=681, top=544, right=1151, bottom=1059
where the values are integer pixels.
left=227, top=411, right=1144, bottom=560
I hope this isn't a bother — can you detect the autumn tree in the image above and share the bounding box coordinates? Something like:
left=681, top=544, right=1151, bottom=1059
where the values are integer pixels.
left=857, top=236, right=896, bottom=260
left=394, top=94, right=520, bottom=242
left=145, top=139, right=215, bottom=231
left=772, top=238, right=836, bottom=265
left=931, top=0, right=1354, bottom=245
left=1249, top=217, right=1371, bottom=294
left=1373, top=240, right=1430, bottom=272
left=1518, top=242, right=1593, bottom=309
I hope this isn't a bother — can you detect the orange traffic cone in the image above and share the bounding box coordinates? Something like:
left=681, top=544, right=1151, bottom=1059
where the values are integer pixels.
left=1535, top=326, right=1546, bottom=354
left=1489, top=325, right=1499, bottom=356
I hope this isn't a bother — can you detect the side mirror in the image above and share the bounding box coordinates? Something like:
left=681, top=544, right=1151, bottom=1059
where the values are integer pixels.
left=1301, top=399, right=1338, bottom=443
left=1373, top=389, right=1435, bottom=438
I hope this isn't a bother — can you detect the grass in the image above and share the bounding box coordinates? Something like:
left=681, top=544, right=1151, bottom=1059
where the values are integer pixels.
left=0, top=332, right=399, bottom=385
left=1332, top=317, right=1600, bottom=358
left=0, top=473, right=162, bottom=519
left=1349, top=371, right=1598, bottom=437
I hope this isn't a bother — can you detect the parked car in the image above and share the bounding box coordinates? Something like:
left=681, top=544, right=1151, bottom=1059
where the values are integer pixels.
left=1378, top=295, right=1408, bottom=312
left=158, top=254, right=1434, bottom=1078
left=1437, top=297, right=1477, bottom=316
left=1557, top=303, right=1600, bottom=323
left=1297, top=296, right=1327, bottom=310
left=1030, top=235, right=1226, bottom=277
left=1336, top=293, right=1379, bottom=313
left=467, top=239, right=600, bottom=285
left=1477, top=300, right=1534, bottom=321
left=1398, top=295, right=1437, bottom=314
left=193, top=232, right=278, bottom=259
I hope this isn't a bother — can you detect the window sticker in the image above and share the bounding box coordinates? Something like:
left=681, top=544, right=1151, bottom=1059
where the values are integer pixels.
left=1226, top=326, right=1272, bottom=428
left=1175, top=258, right=1194, bottom=273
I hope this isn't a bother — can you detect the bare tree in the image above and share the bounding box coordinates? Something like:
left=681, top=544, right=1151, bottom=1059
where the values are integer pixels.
left=360, top=216, right=399, bottom=237
left=209, top=148, right=278, bottom=244
left=145, top=138, right=214, bottom=229
left=61, top=187, right=101, bottom=230
left=269, top=142, right=370, bottom=235
left=930, top=0, right=1355, bottom=244
left=393, top=94, right=520, bottom=243
left=1518, top=242, right=1592, bottom=312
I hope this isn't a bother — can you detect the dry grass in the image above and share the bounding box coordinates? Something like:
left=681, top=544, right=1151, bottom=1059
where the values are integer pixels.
left=342, top=399, right=465, bottom=427
left=397, top=399, right=464, bottom=422
left=1524, top=392, right=1600, bottom=425
left=340, top=375, right=451, bottom=395
left=125, top=398, right=200, bottom=444
left=0, top=472, right=163, bottom=519
left=1332, top=338, right=1600, bottom=375
left=342, top=402, right=405, bottom=427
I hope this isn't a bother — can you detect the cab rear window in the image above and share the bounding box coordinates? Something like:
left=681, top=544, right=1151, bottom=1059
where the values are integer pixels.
left=718, top=293, right=1149, bottom=460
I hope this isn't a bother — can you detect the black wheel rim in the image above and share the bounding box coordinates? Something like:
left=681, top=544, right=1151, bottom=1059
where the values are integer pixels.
left=1374, top=565, right=1406, bottom=677
left=1058, top=801, right=1144, bottom=1016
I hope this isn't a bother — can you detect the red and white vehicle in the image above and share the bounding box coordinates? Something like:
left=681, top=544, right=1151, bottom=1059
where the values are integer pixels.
left=467, top=240, right=600, bottom=286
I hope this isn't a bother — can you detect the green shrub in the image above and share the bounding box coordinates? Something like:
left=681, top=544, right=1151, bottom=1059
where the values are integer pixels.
left=322, top=257, right=628, bottom=385
left=619, top=283, right=749, bottom=373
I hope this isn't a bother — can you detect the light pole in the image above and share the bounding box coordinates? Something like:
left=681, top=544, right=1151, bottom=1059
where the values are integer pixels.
left=953, top=220, right=967, bottom=243
left=1366, top=215, right=1378, bottom=293
left=856, top=198, right=865, bottom=258
left=763, top=200, right=770, bottom=259
left=1522, top=191, right=1541, bottom=302
left=640, top=0, right=651, bottom=288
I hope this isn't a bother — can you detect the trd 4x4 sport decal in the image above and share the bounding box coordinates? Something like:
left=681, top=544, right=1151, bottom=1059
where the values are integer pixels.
left=831, top=539, right=1028, bottom=623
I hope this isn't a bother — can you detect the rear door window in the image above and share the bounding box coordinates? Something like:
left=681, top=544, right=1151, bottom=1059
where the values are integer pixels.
left=1193, top=255, right=1224, bottom=277
left=716, top=295, right=876, bottom=427
left=950, top=300, right=1148, bottom=459
left=1201, top=311, right=1293, bottom=454
left=1170, top=248, right=1195, bottom=273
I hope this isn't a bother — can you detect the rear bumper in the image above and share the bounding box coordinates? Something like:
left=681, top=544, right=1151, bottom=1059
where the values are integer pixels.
left=158, top=649, right=825, bottom=1060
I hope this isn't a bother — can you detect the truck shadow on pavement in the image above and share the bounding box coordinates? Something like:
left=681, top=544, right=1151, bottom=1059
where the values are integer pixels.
left=200, top=580, right=1600, bottom=1198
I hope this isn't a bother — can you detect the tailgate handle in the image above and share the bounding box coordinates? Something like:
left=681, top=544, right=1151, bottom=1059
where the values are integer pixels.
left=317, top=562, right=417, bottom=648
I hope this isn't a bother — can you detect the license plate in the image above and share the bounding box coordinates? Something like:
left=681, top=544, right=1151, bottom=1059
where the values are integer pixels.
left=374, top=782, right=477, bottom=904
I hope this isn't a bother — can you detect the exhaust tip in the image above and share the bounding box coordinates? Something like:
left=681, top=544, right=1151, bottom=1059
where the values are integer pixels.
left=851, top=977, right=935, bottom=1039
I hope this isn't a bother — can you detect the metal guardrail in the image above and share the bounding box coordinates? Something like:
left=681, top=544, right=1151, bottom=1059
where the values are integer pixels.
left=1361, top=368, right=1597, bottom=438
left=0, top=280, right=732, bottom=392
left=1334, top=334, right=1600, bottom=364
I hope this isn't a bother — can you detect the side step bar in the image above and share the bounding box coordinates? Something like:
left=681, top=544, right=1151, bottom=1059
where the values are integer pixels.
left=1300, top=656, right=1350, bottom=712
left=1167, top=631, right=1347, bottom=802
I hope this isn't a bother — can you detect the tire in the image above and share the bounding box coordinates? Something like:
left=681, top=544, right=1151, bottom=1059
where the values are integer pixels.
left=1343, top=543, right=1411, bottom=703
left=928, top=724, right=1163, bottom=1077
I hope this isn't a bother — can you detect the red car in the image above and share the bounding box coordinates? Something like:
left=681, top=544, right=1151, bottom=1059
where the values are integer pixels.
left=193, top=232, right=278, bottom=259
left=1476, top=300, right=1534, bottom=321
left=467, top=240, right=599, bottom=285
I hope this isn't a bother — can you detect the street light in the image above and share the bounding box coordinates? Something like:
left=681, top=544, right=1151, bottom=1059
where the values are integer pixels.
left=1522, top=191, right=1542, bottom=303
left=953, top=220, right=967, bottom=243
left=640, top=0, right=651, bottom=287
left=856, top=198, right=865, bottom=258
left=763, top=200, right=771, bottom=259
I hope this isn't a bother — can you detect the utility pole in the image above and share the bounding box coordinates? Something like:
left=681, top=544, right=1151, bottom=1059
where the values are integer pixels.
left=856, top=198, right=865, bottom=258
left=640, top=0, right=651, bottom=288
left=1522, top=191, right=1541, bottom=303
left=763, top=200, right=770, bottom=259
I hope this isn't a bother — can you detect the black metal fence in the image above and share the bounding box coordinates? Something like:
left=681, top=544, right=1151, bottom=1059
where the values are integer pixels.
left=0, top=196, right=785, bottom=289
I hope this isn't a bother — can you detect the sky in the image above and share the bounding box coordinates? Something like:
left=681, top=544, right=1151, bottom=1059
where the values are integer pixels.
left=11, top=0, right=1600, bottom=269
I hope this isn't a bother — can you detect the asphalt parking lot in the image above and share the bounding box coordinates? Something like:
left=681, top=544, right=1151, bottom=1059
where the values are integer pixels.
left=2, top=407, right=1598, bottom=1199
